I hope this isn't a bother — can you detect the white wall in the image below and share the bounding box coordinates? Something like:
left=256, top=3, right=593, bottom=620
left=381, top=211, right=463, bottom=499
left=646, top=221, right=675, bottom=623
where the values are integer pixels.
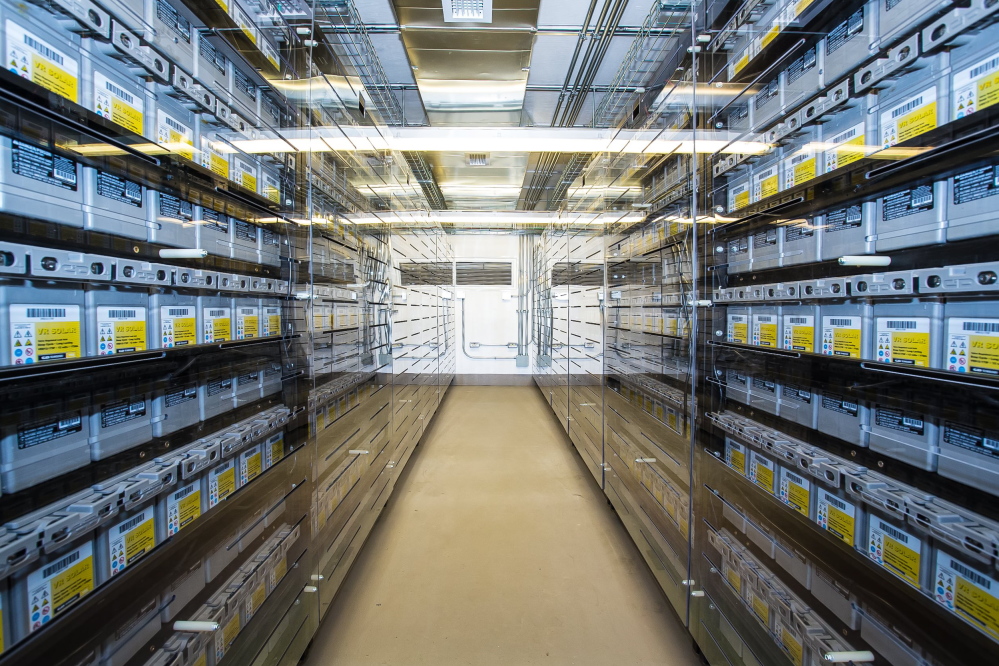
left=452, top=235, right=533, bottom=377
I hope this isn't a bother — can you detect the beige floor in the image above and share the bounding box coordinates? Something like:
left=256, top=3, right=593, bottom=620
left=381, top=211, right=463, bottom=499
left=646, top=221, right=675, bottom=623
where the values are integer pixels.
left=303, top=386, right=701, bottom=666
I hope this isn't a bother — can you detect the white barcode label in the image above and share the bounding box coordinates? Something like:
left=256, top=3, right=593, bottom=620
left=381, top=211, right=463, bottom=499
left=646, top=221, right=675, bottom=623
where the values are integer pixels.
left=9, top=303, right=82, bottom=365
left=947, top=317, right=999, bottom=374
left=97, top=305, right=147, bottom=355
left=954, top=50, right=999, bottom=119
left=5, top=20, right=79, bottom=103
left=881, top=87, right=937, bottom=149
left=93, top=71, right=143, bottom=134
left=156, top=109, right=194, bottom=159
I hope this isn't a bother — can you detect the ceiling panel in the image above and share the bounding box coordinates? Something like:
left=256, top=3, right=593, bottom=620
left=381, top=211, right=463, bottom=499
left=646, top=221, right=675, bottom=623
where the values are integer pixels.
left=523, top=90, right=596, bottom=126
left=525, top=35, right=578, bottom=86
left=369, top=33, right=417, bottom=85
left=355, top=0, right=399, bottom=24
left=619, top=0, right=655, bottom=27
left=537, top=0, right=607, bottom=28
left=592, top=36, right=637, bottom=85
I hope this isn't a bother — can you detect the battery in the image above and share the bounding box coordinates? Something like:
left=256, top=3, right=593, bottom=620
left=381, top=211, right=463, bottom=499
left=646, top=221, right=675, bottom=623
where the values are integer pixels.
left=82, top=166, right=148, bottom=240
left=951, top=32, right=999, bottom=122
left=205, top=458, right=237, bottom=509
left=85, top=285, right=149, bottom=356
left=778, top=464, right=814, bottom=519
left=152, top=93, right=197, bottom=165
left=197, top=206, right=230, bottom=258
left=751, top=151, right=781, bottom=203
left=230, top=218, right=260, bottom=263
left=724, top=436, right=749, bottom=476
left=148, top=191, right=197, bottom=248
left=751, top=226, right=781, bottom=270
left=726, top=306, right=750, bottom=344
left=822, top=2, right=878, bottom=85
left=0, top=136, right=84, bottom=227
left=781, top=304, right=817, bottom=353
left=233, top=298, right=260, bottom=340
left=868, top=403, right=939, bottom=470
left=200, top=364, right=233, bottom=420
left=230, top=63, right=259, bottom=121
left=233, top=363, right=261, bottom=409
left=879, top=0, right=955, bottom=45
left=150, top=0, right=196, bottom=72
left=263, top=431, right=284, bottom=468
left=780, top=383, right=818, bottom=428
left=260, top=163, right=281, bottom=206
left=260, top=299, right=281, bottom=338
left=194, top=32, right=230, bottom=99
left=947, top=163, right=999, bottom=241
left=782, top=42, right=822, bottom=112
left=726, top=234, right=752, bottom=275
left=259, top=226, right=283, bottom=267
left=725, top=369, right=752, bottom=405
left=238, top=443, right=263, bottom=486
left=198, top=128, right=231, bottom=181
left=780, top=217, right=820, bottom=266
left=876, top=58, right=949, bottom=152
left=812, top=463, right=866, bottom=549
left=2, top=10, right=81, bottom=104
left=199, top=295, right=232, bottom=343
left=149, top=289, right=199, bottom=349
left=875, top=181, right=947, bottom=250
left=157, top=476, right=204, bottom=538
left=96, top=501, right=157, bottom=579
left=932, top=543, right=999, bottom=640
left=0, top=280, right=86, bottom=366
left=871, top=300, right=943, bottom=368
left=260, top=360, right=282, bottom=397
left=82, top=42, right=148, bottom=137
left=819, top=303, right=872, bottom=359
left=751, top=305, right=780, bottom=348
left=866, top=509, right=930, bottom=589
left=0, top=392, right=90, bottom=493
left=821, top=103, right=871, bottom=174
left=779, top=129, right=820, bottom=193
left=750, top=376, right=779, bottom=415
left=752, top=75, right=783, bottom=132
left=152, top=376, right=200, bottom=437
left=817, top=390, right=870, bottom=446
left=726, top=171, right=751, bottom=214
left=943, top=300, right=999, bottom=375
left=820, top=202, right=875, bottom=260
left=89, top=384, right=152, bottom=459
left=748, top=449, right=778, bottom=496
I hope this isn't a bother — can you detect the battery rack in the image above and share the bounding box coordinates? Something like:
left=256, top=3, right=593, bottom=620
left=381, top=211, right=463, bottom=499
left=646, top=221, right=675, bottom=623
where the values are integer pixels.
left=697, top=0, right=999, bottom=665
left=0, top=0, right=456, bottom=664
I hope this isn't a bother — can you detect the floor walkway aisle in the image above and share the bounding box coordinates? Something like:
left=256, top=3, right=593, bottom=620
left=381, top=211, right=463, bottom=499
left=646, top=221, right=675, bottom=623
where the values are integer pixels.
left=302, top=386, right=701, bottom=665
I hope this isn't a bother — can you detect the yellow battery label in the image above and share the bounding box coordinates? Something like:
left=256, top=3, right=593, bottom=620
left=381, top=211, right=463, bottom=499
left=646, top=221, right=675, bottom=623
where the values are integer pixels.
left=247, top=581, right=267, bottom=618
left=240, top=447, right=262, bottom=484
left=869, top=517, right=923, bottom=587
left=822, top=316, right=863, bottom=358
left=272, top=555, right=287, bottom=584
left=108, top=508, right=155, bottom=576
left=780, top=468, right=811, bottom=517
left=727, top=314, right=749, bottom=344
left=724, top=562, right=741, bottom=594
left=935, top=553, right=999, bottom=640
left=953, top=51, right=999, bottom=119
left=881, top=87, right=937, bottom=149
left=778, top=621, right=804, bottom=666
left=93, top=71, right=143, bottom=134
left=817, top=488, right=856, bottom=545
left=266, top=433, right=284, bottom=466
left=794, top=0, right=815, bottom=16
left=10, top=304, right=82, bottom=364
left=26, top=541, right=94, bottom=631
left=160, top=306, right=197, bottom=347
left=236, top=306, right=259, bottom=340
left=167, top=482, right=202, bottom=536
left=946, top=318, right=999, bottom=375
left=733, top=53, right=750, bottom=77
left=783, top=314, right=815, bottom=352
left=6, top=20, right=79, bottom=102
left=157, top=110, right=194, bottom=160
left=761, top=23, right=781, bottom=50
left=200, top=137, right=229, bottom=178
left=750, top=452, right=776, bottom=495
left=877, top=317, right=931, bottom=367
left=754, top=165, right=779, bottom=200
left=730, top=184, right=750, bottom=211
left=825, top=123, right=867, bottom=171
left=209, top=461, right=236, bottom=507
left=783, top=148, right=817, bottom=190
left=218, top=612, right=241, bottom=656
left=233, top=10, right=258, bottom=45
left=262, top=307, right=281, bottom=337
left=725, top=439, right=747, bottom=476
left=750, top=589, right=769, bottom=625
left=261, top=39, right=279, bottom=70
left=97, top=305, right=147, bottom=355
left=262, top=174, right=280, bottom=203
left=203, top=307, right=231, bottom=343
left=753, top=314, right=778, bottom=348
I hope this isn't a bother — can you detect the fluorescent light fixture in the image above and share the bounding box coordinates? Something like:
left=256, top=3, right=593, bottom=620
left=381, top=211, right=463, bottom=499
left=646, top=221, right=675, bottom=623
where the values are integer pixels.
left=443, top=0, right=492, bottom=23
left=344, top=211, right=646, bottom=227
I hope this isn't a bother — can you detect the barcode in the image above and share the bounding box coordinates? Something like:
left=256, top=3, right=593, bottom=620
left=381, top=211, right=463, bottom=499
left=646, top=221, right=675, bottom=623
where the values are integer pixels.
left=911, top=188, right=933, bottom=207
left=970, top=56, right=999, bottom=79
left=832, top=127, right=859, bottom=144
left=903, top=416, right=923, bottom=427
left=26, top=308, right=66, bottom=318
left=828, top=318, right=853, bottom=326
left=844, top=401, right=858, bottom=410
left=58, top=416, right=81, bottom=429
left=962, top=321, right=999, bottom=333
left=784, top=471, right=804, bottom=485
left=117, top=513, right=146, bottom=534
left=824, top=494, right=847, bottom=511
left=24, top=34, right=63, bottom=66
left=173, top=484, right=196, bottom=501
left=984, top=438, right=999, bottom=450
left=756, top=316, right=774, bottom=322
left=43, top=550, right=80, bottom=578
left=164, top=116, right=186, bottom=133
left=788, top=317, right=808, bottom=324
left=792, top=152, right=810, bottom=165
left=846, top=206, right=862, bottom=223
left=879, top=521, right=910, bottom=544
left=240, top=308, right=255, bottom=315
left=891, top=97, right=923, bottom=119
left=883, top=320, right=916, bottom=330
left=107, top=310, right=137, bottom=319
left=208, top=309, right=226, bottom=317
left=167, top=308, right=190, bottom=316
left=104, top=80, right=134, bottom=105
left=950, top=558, right=991, bottom=589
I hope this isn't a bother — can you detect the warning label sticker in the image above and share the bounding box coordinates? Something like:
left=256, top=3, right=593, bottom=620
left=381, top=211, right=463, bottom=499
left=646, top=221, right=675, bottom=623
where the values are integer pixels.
left=10, top=139, right=77, bottom=190
left=881, top=87, right=937, bottom=148
left=825, top=122, right=867, bottom=172
left=108, top=508, right=155, bottom=576
left=953, top=51, right=999, bottom=119
left=26, top=541, right=94, bottom=632
left=265, top=432, right=284, bottom=467
left=752, top=313, right=778, bottom=347
left=782, top=147, right=817, bottom=190
left=167, top=482, right=202, bottom=536
left=777, top=620, right=804, bottom=666
left=947, top=318, right=999, bottom=374
left=729, top=182, right=750, bottom=211
left=203, top=307, right=232, bottom=343
left=97, top=306, right=147, bottom=355
left=935, top=551, right=999, bottom=640
left=753, top=164, right=780, bottom=201
left=822, top=315, right=863, bottom=358
left=727, top=313, right=748, bottom=344
left=817, top=488, right=856, bottom=545
left=156, top=109, right=195, bottom=160
left=780, top=467, right=811, bottom=517
left=783, top=314, right=815, bottom=352
left=208, top=460, right=236, bottom=507
left=9, top=304, right=82, bottom=365
left=262, top=306, right=282, bottom=337
left=93, top=70, right=143, bottom=134
left=236, top=305, right=259, bottom=340
left=240, top=445, right=262, bottom=484
left=17, top=412, right=82, bottom=450
left=876, top=316, right=931, bottom=367
left=750, top=451, right=776, bottom=495
left=5, top=20, right=78, bottom=102
left=869, top=516, right=923, bottom=587
left=160, top=305, right=197, bottom=347
left=943, top=421, right=999, bottom=460
left=725, top=439, right=747, bottom=476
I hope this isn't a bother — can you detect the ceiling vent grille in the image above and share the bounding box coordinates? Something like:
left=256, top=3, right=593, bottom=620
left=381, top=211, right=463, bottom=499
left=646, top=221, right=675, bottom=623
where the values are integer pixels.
left=443, top=0, right=492, bottom=23
left=467, top=153, right=489, bottom=166
left=456, top=261, right=512, bottom=286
